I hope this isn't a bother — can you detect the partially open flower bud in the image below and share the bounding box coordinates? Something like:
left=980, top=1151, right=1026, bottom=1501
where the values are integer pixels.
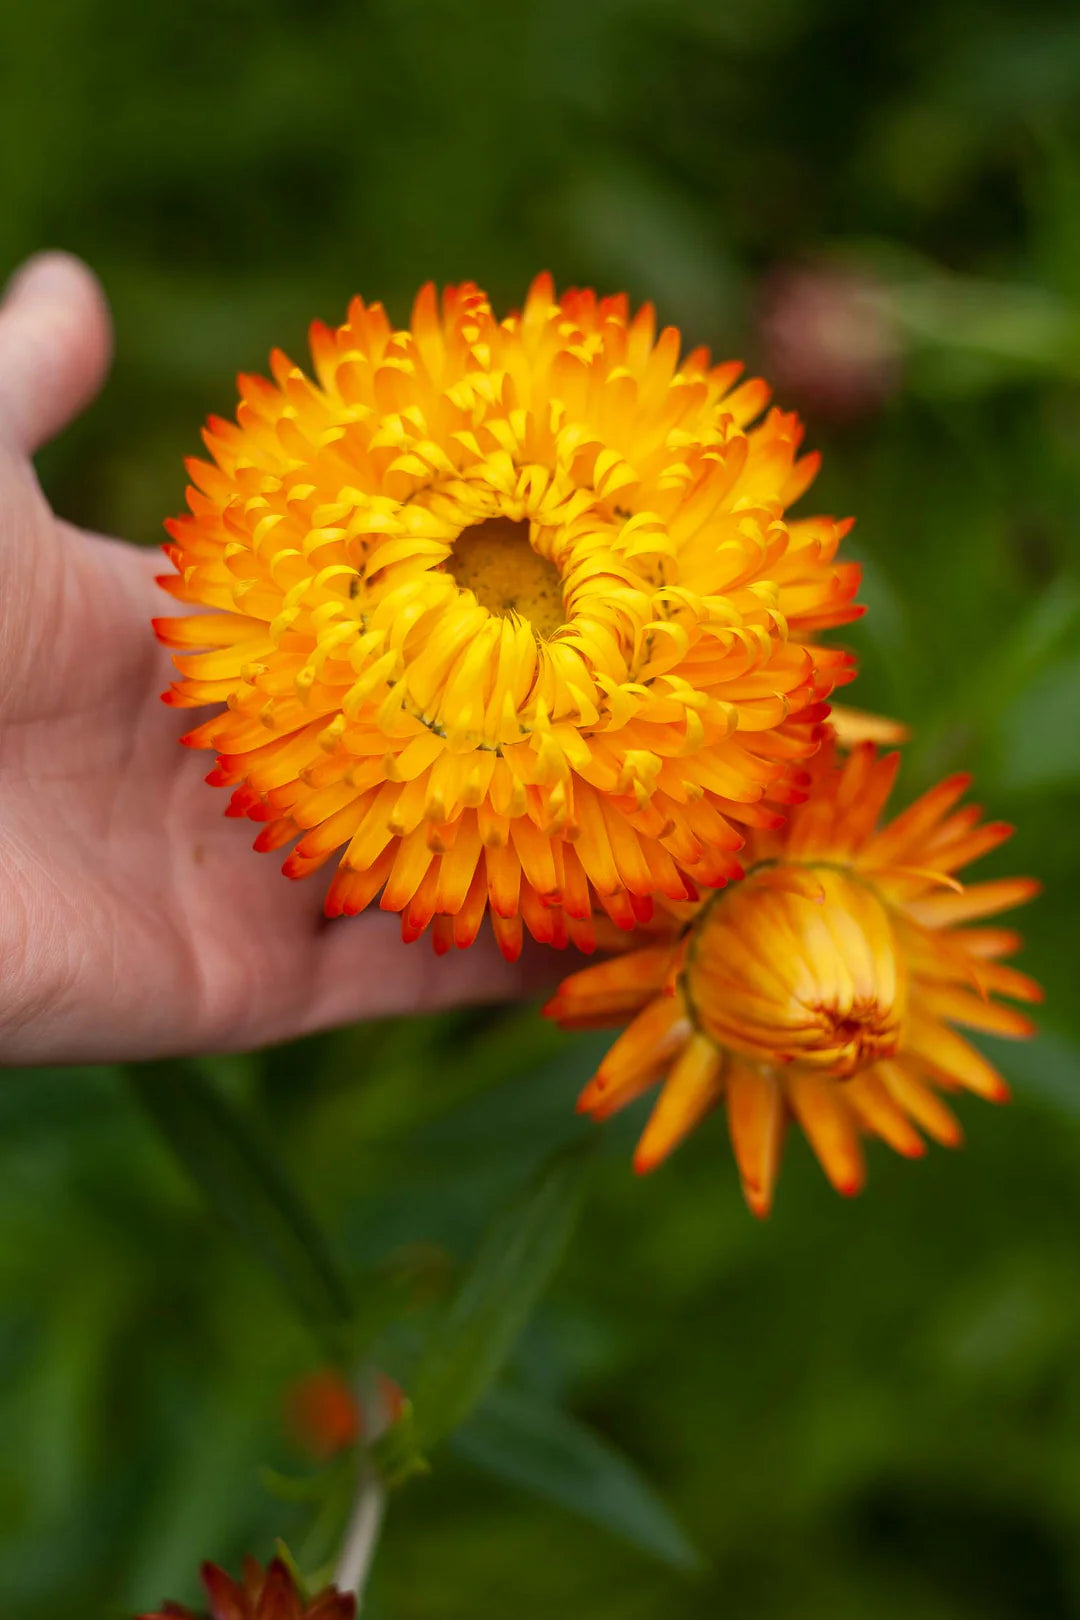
left=138, top=1556, right=355, bottom=1620
left=684, top=865, right=907, bottom=1078
left=546, top=736, right=1040, bottom=1214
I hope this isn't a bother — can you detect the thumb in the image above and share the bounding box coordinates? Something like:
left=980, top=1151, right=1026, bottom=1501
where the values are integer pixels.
left=0, top=252, right=113, bottom=456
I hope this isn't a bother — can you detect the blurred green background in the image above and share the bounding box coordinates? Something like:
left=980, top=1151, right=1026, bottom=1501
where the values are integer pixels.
left=2, top=0, right=1080, bottom=1615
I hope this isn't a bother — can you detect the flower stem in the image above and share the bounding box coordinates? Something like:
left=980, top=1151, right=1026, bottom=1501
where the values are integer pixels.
left=335, top=1369, right=393, bottom=1607
left=335, top=1460, right=386, bottom=1607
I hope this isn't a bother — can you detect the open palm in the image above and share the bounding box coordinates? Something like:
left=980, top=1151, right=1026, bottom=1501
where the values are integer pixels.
left=0, top=255, right=534, bottom=1063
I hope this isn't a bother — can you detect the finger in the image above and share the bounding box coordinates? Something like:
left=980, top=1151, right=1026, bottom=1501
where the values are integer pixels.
left=302, top=914, right=570, bottom=1039
left=0, top=252, right=112, bottom=455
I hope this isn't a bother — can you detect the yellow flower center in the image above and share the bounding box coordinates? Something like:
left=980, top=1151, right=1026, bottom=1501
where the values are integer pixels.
left=684, top=865, right=906, bottom=1078
left=356, top=465, right=665, bottom=755
left=804, top=998, right=902, bottom=1077
left=444, top=517, right=566, bottom=639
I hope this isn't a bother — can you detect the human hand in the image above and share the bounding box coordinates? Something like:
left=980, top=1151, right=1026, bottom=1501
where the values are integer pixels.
left=0, top=254, right=539, bottom=1064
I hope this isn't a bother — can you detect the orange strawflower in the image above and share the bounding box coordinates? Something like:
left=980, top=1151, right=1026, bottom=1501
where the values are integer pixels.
left=546, top=738, right=1041, bottom=1214
left=155, top=277, right=859, bottom=958
left=139, top=1557, right=354, bottom=1620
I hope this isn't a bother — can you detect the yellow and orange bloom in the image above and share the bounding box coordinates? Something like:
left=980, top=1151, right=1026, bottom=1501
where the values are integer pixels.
left=155, top=277, right=859, bottom=958
left=546, top=738, right=1041, bottom=1214
left=139, top=1557, right=354, bottom=1620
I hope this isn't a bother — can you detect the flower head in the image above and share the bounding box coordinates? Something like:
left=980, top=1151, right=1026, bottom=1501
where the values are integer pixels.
left=156, top=278, right=859, bottom=957
left=139, top=1557, right=354, bottom=1620
left=546, top=738, right=1041, bottom=1214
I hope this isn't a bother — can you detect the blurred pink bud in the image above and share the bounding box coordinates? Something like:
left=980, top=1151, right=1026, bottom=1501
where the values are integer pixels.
left=758, top=265, right=902, bottom=422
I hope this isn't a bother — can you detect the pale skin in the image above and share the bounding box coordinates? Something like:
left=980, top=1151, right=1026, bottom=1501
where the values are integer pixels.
left=0, top=253, right=542, bottom=1064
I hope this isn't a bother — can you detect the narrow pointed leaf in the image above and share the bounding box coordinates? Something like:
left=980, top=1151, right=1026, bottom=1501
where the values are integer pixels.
left=409, top=1143, right=591, bottom=1451
left=453, top=1386, right=703, bottom=1571
left=128, top=1060, right=354, bottom=1344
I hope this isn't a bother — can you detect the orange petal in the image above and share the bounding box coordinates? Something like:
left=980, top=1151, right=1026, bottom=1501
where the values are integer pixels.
left=787, top=1072, right=865, bottom=1197
left=152, top=610, right=268, bottom=649
left=905, top=1016, right=1010, bottom=1102
left=324, top=846, right=396, bottom=918
left=578, top=995, right=692, bottom=1122
left=845, top=1069, right=925, bottom=1158
left=861, top=773, right=972, bottom=867
left=906, top=877, right=1040, bottom=929
left=725, top=1063, right=786, bottom=1217
left=972, top=961, right=1043, bottom=1004
left=490, top=909, right=524, bottom=962
left=828, top=705, right=910, bottom=749
left=876, top=1060, right=964, bottom=1148
left=543, top=944, right=683, bottom=1028
left=918, top=984, right=1036, bottom=1040
left=953, top=926, right=1023, bottom=961
left=633, top=1033, right=724, bottom=1173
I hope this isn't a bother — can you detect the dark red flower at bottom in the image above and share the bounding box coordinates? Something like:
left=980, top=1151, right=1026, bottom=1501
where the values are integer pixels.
left=139, top=1557, right=355, bottom=1620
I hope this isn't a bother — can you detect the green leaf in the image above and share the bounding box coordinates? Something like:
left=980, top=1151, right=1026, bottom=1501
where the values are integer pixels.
left=453, top=1387, right=704, bottom=1573
left=371, top=1400, right=431, bottom=1491
left=128, top=1061, right=354, bottom=1346
left=981, top=1029, right=1080, bottom=1119
left=996, top=649, right=1080, bottom=791
left=408, top=1144, right=592, bottom=1452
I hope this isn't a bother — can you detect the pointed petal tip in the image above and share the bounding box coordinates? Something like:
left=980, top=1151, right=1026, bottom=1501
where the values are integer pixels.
left=742, top=1181, right=774, bottom=1219
left=898, top=1138, right=927, bottom=1160
left=632, top=1144, right=661, bottom=1176
left=577, top=1074, right=608, bottom=1115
